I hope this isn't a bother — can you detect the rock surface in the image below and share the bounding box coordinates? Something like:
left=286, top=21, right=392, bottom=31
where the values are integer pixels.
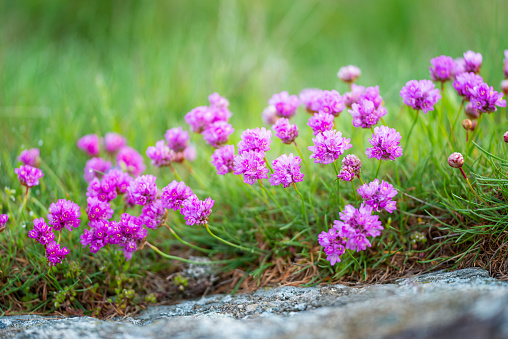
left=2, top=268, right=508, bottom=338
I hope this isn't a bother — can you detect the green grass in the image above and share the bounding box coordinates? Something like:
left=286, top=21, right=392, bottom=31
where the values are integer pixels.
left=1, top=0, right=508, bottom=316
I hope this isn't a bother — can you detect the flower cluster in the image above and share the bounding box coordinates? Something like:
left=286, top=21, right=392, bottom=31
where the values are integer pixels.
left=127, top=175, right=158, bottom=206
left=185, top=93, right=232, bottom=133
left=269, top=154, right=304, bottom=188
left=15, top=165, right=44, bottom=188
left=463, top=50, right=482, bottom=74
left=86, top=197, right=114, bottom=221
left=366, top=126, right=403, bottom=161
left=116, top=146, right=146, bottom=176
left=349, top=99, right=387, bottom=129
left=211, top=145, right=236, bottom=175
left=104, top=133, right=126, bottom=154
left=146, top=140, right=174, bottom=167
left=308, top=130, right=352, bottom=164
left=141, top=199, right=166, bottom=229
left=47, top=199, right=81, bottom=232
left=84, top=157, right=112, bottom=182
left=165, top=127, right=189, bottom=152
left=180, top=195, right=215, bottom=226
left=453, top=72, right=483, bottom=101
left=108, top=214, right=147, bottom=260
left=161, top=181, right=193, bottom=211
left=238, top=127, right=272, bottom=154
left=0, top=214, right=8, bottom=232
left=429, top=55, right=455, bottom=82
left=261, top=105, right=279, bottom=125
left=233, top=150, right=269, bottom=185
left=318, top=228, right=346, bottom=265
left=28, top=218, right=55, bottom=245
left=77, top=134, right=100, bottom=157
left=202, top=121, right=235, bottom=148
left=400, top=79, right=441, bottom=113
left=311, top=90, right=345, bottom=117
left=337, top=154, right=362, bottom=182
left=81, top=220, right=111, bottom=253
left=45, top=242, right=70, bottom=266
left=469, top=82, right=506, bottom=113
left=299, top=88, right=322, bottom=113
left=344, top=84, right=365, bottom=108
left=357, top=179, right=398, bottom=213
left=307, top=112, right=335, bottom=136
left=337, top=65, right=361, bottom=83
left=272, top=118, right=299, bottom=144
left=17, top=148, right=40, bottom=167
left=268, top=91, right=300, bottom=118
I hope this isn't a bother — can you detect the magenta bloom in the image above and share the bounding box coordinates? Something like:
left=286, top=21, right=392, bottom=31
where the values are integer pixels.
left=501, top=80, right=508, bottom=96
left=108, top=214, right=147, bottom=260
left=318, top=228, right=346, bottom=265
left=87, top=177, right=117, bottom=202
left=337, top=154, right=361, bottom=182
left=211, top=145, right=235, bottom=175
left=333, top=204, right=383, bottom=252
left=272, top=118, right=299, bottom=144
left=161, top=180, right=193, bottom=211
left=209, top=92, right=229, bottom=109
left=312, top=90, right=345, bottom=117
left=237, top=127, right=272, bottom=155
left=400, top=80, right=441, bottom=113
left=269, top=153, right=304, bottom=188
left=504, top=50, right=508, bottom=79
left=344, top=84, right=365, bottom=108
left=203, top=121, right=235, bottom=148
left=165, top=127, right=190, bottom=152
left=146, top=140, right=174, bottom=167
left=0, top=214, right=8, bottom=231
left=337, top=65, right=361, bottom=83
left=104, top=133, right=126, bottom=154
left=141, top=199, right=166, bottom=229
left=185, top=106, right=215, bottom=133
left=469, top=82, right=506, bottom=113
left=357, top=179, right=398, bottom=213
left=17, top=148, right=40, bottom=167
left=465, top=102, right=480, bottom=119
left=180, top=195, right=214, bottom=226
left=81, top=220, right=110, bottom=253
left=453, top=72, right=483, bottom=101
left=105, top=169, right=132, bottom=194
left=86, top=197, right=114, bottom=221
left=28, top=218, right=55, bottom=245
left=366, top=126, right=403, bottom=161
left=127, top=174, right=158, bottom=206
left=463, top=50, right=482, bottom=74
left=45, top=241, right=69, bottom=266
left=84, top=157, right=112, bottom=182
left=429, top=55, right=456, bottom=82
left=360, top=86, right=383, bottom=109
left=262, top=106, right=279, bottom=125
left=308, top=130, right=352, bottom=164
left=77, top=134, right=100, bottom=157
left=116, top=146, right=146, bottom=176
left=268, top=91, right=300, bottom=118
left=233, top=150, right=269, bottom=185
left=307, top=112, right=334, bottom=136
left=349, top=99, right=387, bottom=129
left=299, top=88, right=322, bottom=113
left=183, top=145, right=197, bottom=162
left=15, top=165, right=44, bottom=188
left=47, top=199, right=81, bottom=232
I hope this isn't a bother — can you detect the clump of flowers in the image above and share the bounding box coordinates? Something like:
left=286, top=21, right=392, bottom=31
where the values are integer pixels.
left=268, top=153, right=304, bottom=188
left=308, top=130, right=352, bottom=164
left=45, top=242, right=70, bottom=266
left=161, top=180, right=193, bottom=211
left=17, top=148, right=40, bottom=167
left=469, top=82, right=506, bottom=113
left=307, top=111, right=335, bottom=136
left=211, top=145, right=235, bottom=175
left=0, top=214, right=8, bottom=232
left=116, top=146, right=146, bottom=176
left=261, top=105, right=279, bottom=125
left=429, top=55, right=456, bottom=82
left=233, top=150, right=269, bottom=185
left=86, top=197, right=114, bottom=221
left=104, top=133, right=126, bottom=154
left=28, top=218, right=55, bottom=245
left=272, top=118, right=298, bottom=144
left=448, top=152, right=464, bottom=168
left=109, top=214, right=147, bottom=260
left=357, top=179, right=398, bottom=213
left=504, top=131, right=508, bottom=143
left=81, top=220, right=110, bottom=253
left=349, top=99, right=387, bottom=128
left=146, top=140, right=174, bottom=167
left=453, top=72, right=483, bottom=101
left=344, top=84, right=365, bottom=108
left=141, top=199, right=166, bottom=229
left=312, top=90, right=345, bottom=116
left=202, top=121, right=235, bottom=148
left=84, top=157, right=112, bottom=182
left=337, top=154, right=362, bottom=182
left=237, top=127, right=272, bottom=154
left=105, top=169, right=132, bottom=195
left=361, top=86, right=383, bottom=109
left=77, top=134, right=100, bottom=157
left=208, top=92, right=233, bottom=122
left=366, top=126, right=403, bottom=161
left=180, top=195, right=215, bottom=225
left=47, top=199, right=82, bottom=232
left=164, top=127, right=189, bottom=152
left=268, top=91, right=300, bottom=118
left=87, top=177, right=117, bottom=202
left=299, top=88, right=322, bottom=113
left=400, top=79, right=441, bottom=113
left=318, top=228, right=346, bottom=265
left=185, top=106, right=215, bottom=133
left=14, top=165, right=44, bottom=188
left=463, top=50, right=482, bottom=74
left=127, top=175, right=158, bottom=206
left=337, top=65, right=361, bottom=83
left=465, top=102, right=480, bottom=119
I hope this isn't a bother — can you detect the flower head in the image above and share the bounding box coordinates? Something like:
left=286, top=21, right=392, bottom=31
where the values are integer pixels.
left=141, top=199, right=166, bottom=229
left=318, top=228, right=346, bottom=265
left=208, top=92, right=230, bottom=110
left=28, top=218, right=55, bottom=245
left=469, top=82, right=506, bottom=113
left=81, top=220, right=110, bottom=253
left=337, top=155, right=361, bottom=181
left=47, top=199, right=81, bottom=232
left=185, top=106, right=215, bottom=133
left=268, top=153, right=304, bottom=188
left=465, top=102, right=480, bottom=119
left=146, top=140, right=174, bottom=167
left=344, top=84, right=365, bottom=108
left=161, top=180, right=193, bottom=211
left=268, top=91, right=300, bottom=118
left=203, top=121, right=235, bottom=148
left=86, top=197, right=114, bottom=221
left=312, top=90, right=345, bottom=116
left=183, top=145, right=197, bottom=162
left=272, top=118, right=299, bottom=144
left=0, top=214, right=8, bottom=232
left=17, top=148, right=40, bottom=167
left=105, top=169, right=132, bottom=194
left=15, top=165, right=44, bottom=187
left=400, top=80, right=441, bottom=113
left=366, top=126, right=403, bottom=161
left=463, top=50, right=482, bottom=74
left=452, top=57, right=466, bottom=77
left=180, top=195, right=215, bottom=226
left=448, top=152, right=464, bottom=168
left=211, top=145, right=235, bottom=175
left=116, top=146, right=146, bottom=176
left=299, top=88, right=322, bottom=113
left=45, top=242, right=69, bottom=266
left=104, top=133, right=126, bottom=154
left=233, top=150, right=269, bottom=185
left=164, top=127, right=190, bottom=152
left=501, top=80, right=508, bottom=96
left=360, top=86, right=383, bottom=109
left=84, top=157, right=112, bottom=182
left=504, top=131, right=508, bottom=143
left=127, top=174, right=158, bottom=206
left=337, top=65, right=361, bottom=83
left=77, top=134, right=100, bottom=157
left=453, top=72, right=484, bottom=101
left=237, top=127, right=272, bottom=154
left=357, top=179, right=398, bottom=213
left=429, top=55, right=456, bottom=82
left=109, top=214, right=147, bottom=260
left=349, top=99, right=387, bottom=129
left=308, top=130, right=352, bottom=164
left=307, top=111, right=335, bottom=136
left=261, top=105, right=279, bottom=125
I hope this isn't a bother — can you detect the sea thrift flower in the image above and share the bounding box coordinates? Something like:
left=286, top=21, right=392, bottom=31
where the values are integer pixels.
left=337, top=166, right=355, bottom=181
left=307, top=111, right=335, bottom=136
left=272, top=118, right=299, bottom=144
left=203, top=121, right=235, bottom=148
left=453, top=58, right=466, bottom=77
left=318, top=228, right=346, bottom=265
left=465, top=102, right=480, bottom=119
left=104, top=169, right=132, bottom=194
left=237, top=127, right=272, bottom=154
left=357, top=179, right=398, bottom=213
left=337, top=154, right=361, bottom=181
left=104, top=133, right=126, bottom=154
left=108, top=214, right=147, bottom=260
left=268, top=91, right=300, bottom=118
left=45, top=242, right=69, bottom=266
left=453, top=72, right=484, bottom=101
left=86, top=197, right=114, bottom=221
left=127, top=174, right=158, bottom=206
left=17, top=148, right=40, bottom=167
left=448, top=152, right=464, bottom=168
left=337, top=65, right=361, bottom=83
left=462, top=119, right=473, bottom=130
left=360, top=86, right=383, bottom=109
left=15, top=165, right=44, bottom=188
left=268, top=153, right=304, bottom=188
left=308, top=130, right=352, bottom=164
left=87, top=176, right=117, bottom=202
left=469, top=82, right=507, bottom=113
left=208, top=92, right=229, bottom=110
left=313, top=90, right=345, bottom=116
left=183, top=145, right=197, bottom=162
left=233, top=150, right=269, bottom=185
left=77, top=134, right=100, bottom=157
left=262, top=105, right=279, bottom=125
left=180, top=195, right=215, bottom=226
left=349, top=99, right=387, bottom=128
left=504, top=50, right=508, bottom=79
left=84, top=157, right=112, bottom=182
left=366, top=126, right=403, bottom=161
left=47, top=199, right=81, bottom=232
left=185, top=106, right=215, bottom=133
left=501, top=80, right=508, bottom=96
left=28, top=218, right=55, bottom=245
left=429, top=55, right=455, bottom=82
left=344, top=84, right=365, bottom=108
left=299, top=88, right=322, bottom=113
left=0, top=214, right=8, bottom=232
left=165, top=127, right=190, bottom=152
left=141, top=199, right=166, bottom=229
left=146, top=140, right=174, bottom=167
left=211, top=145, right=235, bottom=175
left=333, top=204, right=383, bottom=252
left=400, top=80, right=441, bottom=113
left=81, top=220, right=110, bottom=253
left=116, top=146, right=146, bottom=176
left=161, top=180, right=193, bottom=211
left=504, top=131, right=508, bottom=143
left=463, top=50, right=482, bottom=74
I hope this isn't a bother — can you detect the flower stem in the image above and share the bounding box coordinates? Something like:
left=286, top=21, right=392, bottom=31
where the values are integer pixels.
left=351, top=180, right=358, bottom=205
left=293, top=183, right=309, bottom=226
left=205, top=224, right=262, bottom=254
left=293, top=141, right=310, bottom=176
left=458, top=168, right=487, bottom=205
left=380, top=117, right=387, bottom=125
left=451, top=98, right=465, bottom=142
left=165, top=224, right=213, bottom=254
left=264, top=158, right=273, bottom=173
left=375, top=159, right=382, bottom=178
left=183, top=160, right=206, bottom=189
left=170, top=165, right=183, bottom=181
left=332, top=161, right=342, bottom=207
left=405, top=109, right=419, bottom=147
left=16, top=187, right=30, bottom=227
left=259, top=180, right=287, bottom=218
left=146, top=241, right=233, bottom=264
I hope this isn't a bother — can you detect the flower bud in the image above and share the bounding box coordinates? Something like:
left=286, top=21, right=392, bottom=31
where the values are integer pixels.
left=448, top=152, right=464, bottom=168
left=462, top=119, right=472, bottom=130
left=504, top=131, right=508, bottom=143
left=465, top=102, right=480, bottom=119
left=470, top=120, right=477, bottom=131
left=501, top=80, right=508, bottom=96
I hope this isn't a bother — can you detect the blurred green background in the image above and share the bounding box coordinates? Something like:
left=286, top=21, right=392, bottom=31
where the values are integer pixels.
left=0, top=0, right=507, bottom=179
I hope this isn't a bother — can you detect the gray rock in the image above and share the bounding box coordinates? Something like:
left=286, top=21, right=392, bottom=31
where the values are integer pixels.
left=2, top=268, right=508, bottom=338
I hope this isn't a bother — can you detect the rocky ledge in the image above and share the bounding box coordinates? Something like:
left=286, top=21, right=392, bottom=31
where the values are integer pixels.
left=2, top=268, right=508, bottom=339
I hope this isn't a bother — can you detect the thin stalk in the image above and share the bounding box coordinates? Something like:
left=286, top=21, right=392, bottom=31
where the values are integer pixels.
left=205, top=224, right=262, bottom=254
left=293, top=141, right=310, bottom=175
left=332, top=161, right=342, bottom=206
left=264, top=158, right=273, bottom=173
left=259, top=180, right=287, bottom=218
left=380, top=117, right=387, bottom=125
left=15, top=187, right=30, bottom=227
left=170, top=165, right=183, bottom=181
left=183, top=161, right=206, bottom=189
left=146, top=242, right=232, bottom=264
left=458, top=168, right=487, bottom=205
left=293, top=183, right=309, bottom=226
left=375, top=159, right=382, bottom=178
left=405, top=109, right=419, bottom=146
left=351, top=180, right=358, bottom=205
left=165, top=224, right=213, bottom=254
left=451, top=98, right=465, bottom=141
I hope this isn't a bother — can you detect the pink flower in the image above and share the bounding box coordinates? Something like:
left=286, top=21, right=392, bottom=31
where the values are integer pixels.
left=104, top=133, right=126, bottom=154
left=77, top=134, right=100, bottom=157
left=308, top=130, right=352, bottom=164
left=17, top=148, right=40, bottom=167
